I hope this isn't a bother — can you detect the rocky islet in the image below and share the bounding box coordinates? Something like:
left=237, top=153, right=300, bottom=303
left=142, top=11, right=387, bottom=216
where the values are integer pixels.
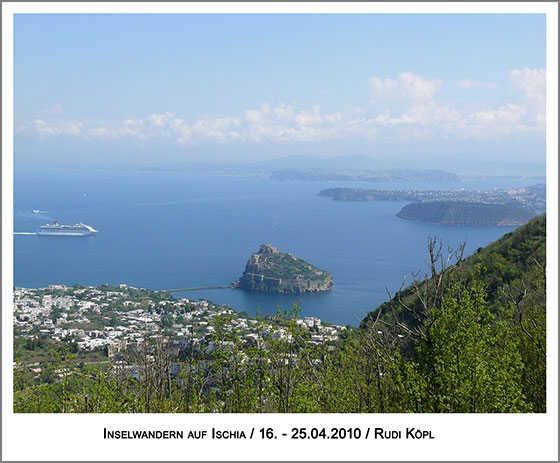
left=234, top=244, right=334, bottom=293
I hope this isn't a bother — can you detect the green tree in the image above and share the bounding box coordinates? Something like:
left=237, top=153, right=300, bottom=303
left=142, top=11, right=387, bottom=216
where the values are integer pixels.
left=414, top=276, right=528, bottom=412
left=50, top=306, right=62, bottom=324
left=384, top=239, right=533, bottom=412
left=503, top=261, right=546, bottom=412
left=109, top=313, right=119, bottom=327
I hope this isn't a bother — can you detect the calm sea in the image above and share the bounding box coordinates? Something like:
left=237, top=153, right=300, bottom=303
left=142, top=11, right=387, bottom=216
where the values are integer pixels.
left=13, top=168, right=537, bottom=326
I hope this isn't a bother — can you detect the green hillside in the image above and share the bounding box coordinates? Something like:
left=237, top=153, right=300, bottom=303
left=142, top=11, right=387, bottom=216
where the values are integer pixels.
left=363, top=214, right=546, bottom=411
left=367, top=214, right=545, bottom=323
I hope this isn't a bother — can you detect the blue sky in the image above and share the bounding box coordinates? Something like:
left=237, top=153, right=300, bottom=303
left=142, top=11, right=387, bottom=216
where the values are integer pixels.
left=13, top=13, right=547, bottom=168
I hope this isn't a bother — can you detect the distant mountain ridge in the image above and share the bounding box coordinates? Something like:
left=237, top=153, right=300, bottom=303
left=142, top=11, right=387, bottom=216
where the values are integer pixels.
left=160, top=154, right=380, bottom=174
left=271, top=168, right=459, bottom=183
left=131, top=155, right=545, bottom=181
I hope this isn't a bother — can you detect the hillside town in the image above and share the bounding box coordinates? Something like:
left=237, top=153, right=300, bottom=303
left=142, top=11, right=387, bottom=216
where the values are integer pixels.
left=13, top=284, right=347, bottom=370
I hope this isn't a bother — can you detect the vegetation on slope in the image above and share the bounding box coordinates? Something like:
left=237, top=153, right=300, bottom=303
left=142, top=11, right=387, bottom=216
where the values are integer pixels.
left=365, top=214, right=546, bottom=412
left=250, top=253, right=330, bottom=281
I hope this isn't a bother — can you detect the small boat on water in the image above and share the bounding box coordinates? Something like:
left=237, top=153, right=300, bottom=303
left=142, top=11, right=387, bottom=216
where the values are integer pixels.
left=32, top=210, right=40, bottom=214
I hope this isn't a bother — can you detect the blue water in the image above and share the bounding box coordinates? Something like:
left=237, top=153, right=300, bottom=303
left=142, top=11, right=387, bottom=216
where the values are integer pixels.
left=14, top=168, right=536, bottom=325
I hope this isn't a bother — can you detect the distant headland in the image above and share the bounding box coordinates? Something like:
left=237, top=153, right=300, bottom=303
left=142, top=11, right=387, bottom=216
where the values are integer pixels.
left=396, top=201, right=536, bottom=226
left=319, top=184, right=545, bottom=226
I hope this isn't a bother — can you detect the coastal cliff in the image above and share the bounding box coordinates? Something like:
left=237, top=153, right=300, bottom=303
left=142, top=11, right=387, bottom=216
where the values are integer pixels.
left=234, top=244, right=334, bottom=293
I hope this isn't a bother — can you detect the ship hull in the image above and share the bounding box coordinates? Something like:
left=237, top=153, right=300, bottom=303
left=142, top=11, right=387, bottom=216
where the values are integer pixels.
left=37, top=231, right=95, bottom=236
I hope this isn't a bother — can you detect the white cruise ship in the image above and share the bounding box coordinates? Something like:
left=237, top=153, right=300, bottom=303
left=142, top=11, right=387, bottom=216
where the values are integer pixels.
left=37, top=222, right=98, bottom=236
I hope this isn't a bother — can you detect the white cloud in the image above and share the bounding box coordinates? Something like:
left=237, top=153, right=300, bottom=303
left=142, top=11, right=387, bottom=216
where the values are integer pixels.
left=468, top=103, right=527, bottom=137
left=324, top=112, right=342, bottom=124
left=370, top=72, right=442, bottom=104
left=168, top=118, right=184, bottom=129
left=471, top=103, right=525, bottom=125
left=16, top=69, right=546, bottom=147
left=369, top=77, right=398, bottom=98
left=43, top=104, right=65, bottom=115
left=456, top=79, right=497, bottom=89
left=190, top=117, right=242, bottom=143
left=86, top=124, right=148, bottom=141
left=241, top=103, right=350, bottom=143
left=17, top=118, right=82, bottom=136
left=376, top=101, right=462, bottom=129
left=295, top=105, right=322, bottom=127
left=88, top=127, right=109, bottom=137
left=148, top=112, right=176, bottom=127
left=123, top=118, right=143, bottom=126
left=273, top=103, right=294, bottom=122
left=510, top=67, right=546, bottom=125
left=245, top=103, right=272, bottom=124
left=175, top=125, right=192, bottom=144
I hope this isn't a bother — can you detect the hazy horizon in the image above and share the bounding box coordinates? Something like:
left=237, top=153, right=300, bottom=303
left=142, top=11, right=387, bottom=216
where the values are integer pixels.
left=14, top=13, right=546, bottom=172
